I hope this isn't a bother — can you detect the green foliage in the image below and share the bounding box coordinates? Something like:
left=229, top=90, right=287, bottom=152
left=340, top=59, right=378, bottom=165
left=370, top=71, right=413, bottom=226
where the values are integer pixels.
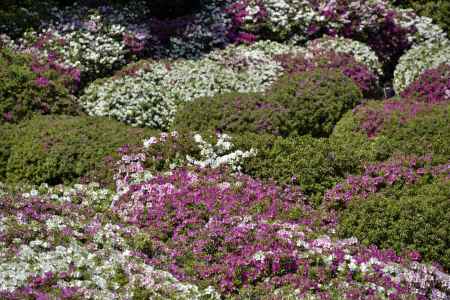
left=0, top=1, right=56, bottom=37
left=2, top=115, right=157, bottom=186
left=268, top=69, right=363, bottom=137
left=0, top=47, right=80, bottom=124
left=330, top=101, right=450, bottom=167
left=173, top=92, right=290, bottom=136
left=233, top=133, right=344, bottom=199
left=338, top=176, right=450, bottom=270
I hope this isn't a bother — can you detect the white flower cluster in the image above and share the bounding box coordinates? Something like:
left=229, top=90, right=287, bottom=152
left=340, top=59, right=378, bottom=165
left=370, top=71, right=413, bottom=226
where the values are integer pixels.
left=244, top=0, right=319, bottom=43
left=79, top=64, right=176, bottom=129
left=396, top=9, right=448, bottom=46
left=79, top=42, right=289, bottom=128
left=393, top=40, right=450, bottom=93
left=306, top=36, right=383, bottom=76
left=186, top=133, right=257, bottom=172
left=20, top=13, right=128, bottom=78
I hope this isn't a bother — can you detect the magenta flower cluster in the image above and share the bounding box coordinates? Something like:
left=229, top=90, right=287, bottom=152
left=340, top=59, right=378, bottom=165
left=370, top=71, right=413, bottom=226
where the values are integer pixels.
left=109, top=153, right=450, bottom=297
left=401, top=64, right=450, bottom=104
left=275, top=51, right=379, bottom=96
left=324, top=155, right=449, bottom=207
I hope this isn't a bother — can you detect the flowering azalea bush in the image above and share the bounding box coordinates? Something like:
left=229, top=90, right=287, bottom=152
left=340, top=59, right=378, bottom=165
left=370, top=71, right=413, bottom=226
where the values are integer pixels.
left=108, top=151, right=450, bottom=298
left=79, top=42, right=289, bottom=128
left=0, top=183, right=220, bottom=300
left=393, top=41, right=450, bottom=93
left=401, top=63, right=450, bottom=103
left=0, top=47, right=80, bottom=124
left=306, top=36, right=383, bottom=76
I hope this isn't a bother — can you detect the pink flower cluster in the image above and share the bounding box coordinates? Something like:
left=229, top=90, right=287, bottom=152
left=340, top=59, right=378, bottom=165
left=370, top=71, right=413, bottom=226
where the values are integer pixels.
left=275, top=51, right=379, bottom=96
left=401, top=64, right=450, bottom=104
left=324, top=155, right=449, bottom=207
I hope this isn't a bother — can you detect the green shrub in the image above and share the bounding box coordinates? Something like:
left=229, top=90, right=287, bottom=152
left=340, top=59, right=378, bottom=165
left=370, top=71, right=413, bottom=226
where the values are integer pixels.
left=268, top=68, right=363, bottom=137
left=0, top=1, right=56, bottom=38
left=3, top=115, right=157, bottom=186
left=330, top=100, right=450, bottom=167
left=233, top=133, right=345, bottom=199
left=338, top=176, right=450, bottom=270
left=173, top=92, right=290, bottom=136
left=0, top=47, right=80, bottom=124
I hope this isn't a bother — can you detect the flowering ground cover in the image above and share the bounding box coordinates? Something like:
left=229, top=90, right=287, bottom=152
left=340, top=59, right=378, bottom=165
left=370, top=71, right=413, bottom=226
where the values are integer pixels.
left=1, top=1, right=449, bottom=299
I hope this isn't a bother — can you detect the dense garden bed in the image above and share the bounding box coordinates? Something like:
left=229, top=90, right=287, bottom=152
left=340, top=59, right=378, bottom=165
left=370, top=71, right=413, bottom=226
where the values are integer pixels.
left=0, top=1, right=449, bottom=299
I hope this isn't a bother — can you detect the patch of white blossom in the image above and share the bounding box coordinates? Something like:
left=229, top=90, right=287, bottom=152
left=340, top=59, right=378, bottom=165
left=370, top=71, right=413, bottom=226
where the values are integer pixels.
left=393, top=40, right=450, bottom=93
left=307, top=36, right=383, bottom=76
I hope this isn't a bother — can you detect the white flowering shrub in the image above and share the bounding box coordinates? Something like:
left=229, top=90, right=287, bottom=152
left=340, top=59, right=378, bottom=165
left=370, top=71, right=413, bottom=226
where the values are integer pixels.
left=20, top=13, right=128, bottom=79
left=396, top=9, right=448, bottom=46
left=79, top=42, right=289, bottom=128
left=243, top=0, right=319, bottom=43
left=79, top=63, right=176, bottom=129
left=186, top=133, right=257, bottom=172
left=307, top=36, right=383, bottom=76
left=0, top=184, right=220, bottom=299
left=393, top=41, right=450, bottom=93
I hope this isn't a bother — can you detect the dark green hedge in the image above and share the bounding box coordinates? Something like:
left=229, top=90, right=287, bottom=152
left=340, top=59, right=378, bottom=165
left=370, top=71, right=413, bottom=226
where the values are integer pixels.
left=173, top=92, right=290, bottom=136
left=1, top=115, right=157, bottom=186
left=268, top=69, right=363, bottom=137
left=338, top=176, right=450, bottom=270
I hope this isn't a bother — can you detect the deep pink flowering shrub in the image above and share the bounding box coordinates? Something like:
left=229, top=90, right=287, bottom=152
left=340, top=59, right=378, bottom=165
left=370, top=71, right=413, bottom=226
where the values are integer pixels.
left=324, top=155, right=449, bottom=207
left=110, top=151, right=450, bottom=298
left=401, top=64, right=450, bottom=104
left=274, top=52, right=380, bottom=97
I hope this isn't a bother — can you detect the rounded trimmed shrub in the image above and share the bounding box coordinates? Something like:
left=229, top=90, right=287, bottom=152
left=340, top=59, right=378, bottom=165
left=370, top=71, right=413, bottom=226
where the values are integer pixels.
left=232, top=133, right=344, bottom=199
left=268, top=68, right=363, bottom=137
left=337, top=175, right=450, bottom=270
left=0, top=47, right=80, bottom=124
left=173, top=92, right=290, bottom=136
left=330, top=99, right=450, bottom=167
left=3, top=115, right=157, bottom=186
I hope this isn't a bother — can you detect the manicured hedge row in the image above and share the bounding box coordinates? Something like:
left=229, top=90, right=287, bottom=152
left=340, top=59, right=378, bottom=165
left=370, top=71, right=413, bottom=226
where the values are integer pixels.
left=0, top=115, right=157, bottom=186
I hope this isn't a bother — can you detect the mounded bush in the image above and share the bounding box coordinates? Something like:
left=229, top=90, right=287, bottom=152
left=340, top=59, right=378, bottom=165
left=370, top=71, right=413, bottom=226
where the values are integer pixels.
left=268, top=68, right=363, bottom=137
left=393, top=41, right=450, bottom=94
left=0, top=47, right=80, bottom=124
left=232, top=133, right=345, bottom=199
left=401, top=63, right=450, bottom=103
left=173, top=92, right=290, bottom=136
left=337, top=175, right=450, bottom=270
left=330, top=99, right=450, bottom=167
left=3, top=115, right=157, bottom=186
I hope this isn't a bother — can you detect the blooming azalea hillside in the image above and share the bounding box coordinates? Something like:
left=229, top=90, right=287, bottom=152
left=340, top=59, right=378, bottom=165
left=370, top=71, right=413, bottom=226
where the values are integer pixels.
left=0, top=1, right=449, bottom=299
